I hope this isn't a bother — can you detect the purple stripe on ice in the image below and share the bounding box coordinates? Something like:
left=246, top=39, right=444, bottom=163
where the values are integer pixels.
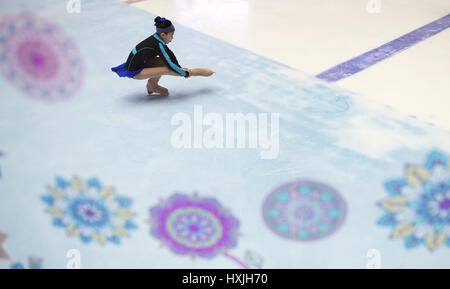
left=316, top=13, right=450, bottom=82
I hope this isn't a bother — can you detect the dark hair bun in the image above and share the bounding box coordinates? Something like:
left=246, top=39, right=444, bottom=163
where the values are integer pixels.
left=153, top=16, right=172, bottom=29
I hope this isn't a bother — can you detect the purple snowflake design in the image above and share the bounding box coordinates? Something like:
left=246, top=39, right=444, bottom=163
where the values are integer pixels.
left=149, top=192, right=250, bottom=268
left=0, top=13, right=84, bottom=101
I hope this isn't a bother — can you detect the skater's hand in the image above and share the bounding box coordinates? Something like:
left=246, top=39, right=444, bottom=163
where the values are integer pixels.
left=182, top=68, right=191, bottom=78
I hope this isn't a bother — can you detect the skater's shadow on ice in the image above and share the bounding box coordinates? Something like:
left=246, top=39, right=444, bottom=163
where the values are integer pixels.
left=125, top=88, right=215, bottom=105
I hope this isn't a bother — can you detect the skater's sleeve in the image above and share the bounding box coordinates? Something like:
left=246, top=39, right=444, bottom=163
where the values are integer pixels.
left=156, top=43, right=189, bottom=77
left=166, top=48, right=182, bottom=67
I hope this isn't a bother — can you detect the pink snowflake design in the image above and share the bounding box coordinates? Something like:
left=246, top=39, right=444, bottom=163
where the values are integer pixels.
left=0, top=13, right=83, bottom=101
left=149, top=192, right=250, bottom=268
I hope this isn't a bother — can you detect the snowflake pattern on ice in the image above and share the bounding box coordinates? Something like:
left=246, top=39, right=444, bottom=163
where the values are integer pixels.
left=149, top=192, right=240, bottom=259
left=0, top=13, right=84, bottom=101
left=378, top=150, right=450, bottom=251
left=263, top=180, right=347, bottom=241
left=41, top=176, right=137, bottom=245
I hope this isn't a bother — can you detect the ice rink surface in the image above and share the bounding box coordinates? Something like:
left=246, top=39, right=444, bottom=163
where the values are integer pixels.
left=0, top=0, right=449, bottom=268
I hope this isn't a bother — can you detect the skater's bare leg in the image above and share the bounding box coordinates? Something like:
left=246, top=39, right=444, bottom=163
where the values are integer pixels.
left=134, top=58, right=214, bottom=80
left=188, top=68, right=214, bottom=77
left=142, top=57, right=169, bottom=94
left=147, top=76, right=169, bottom=94
left=134, top=66, right=179, bottom=80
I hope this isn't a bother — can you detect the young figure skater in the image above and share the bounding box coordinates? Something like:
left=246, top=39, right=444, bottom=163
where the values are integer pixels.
left=111, top=16, right=214, bottom=95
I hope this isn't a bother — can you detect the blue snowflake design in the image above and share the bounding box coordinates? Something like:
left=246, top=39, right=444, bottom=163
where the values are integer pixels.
left=377, top=150, right=450, bottom=251
left=41, top=176, right=137, bottom=245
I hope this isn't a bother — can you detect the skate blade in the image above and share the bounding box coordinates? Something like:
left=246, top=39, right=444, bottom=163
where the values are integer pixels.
left=148, top=91, right=170, bottom=97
